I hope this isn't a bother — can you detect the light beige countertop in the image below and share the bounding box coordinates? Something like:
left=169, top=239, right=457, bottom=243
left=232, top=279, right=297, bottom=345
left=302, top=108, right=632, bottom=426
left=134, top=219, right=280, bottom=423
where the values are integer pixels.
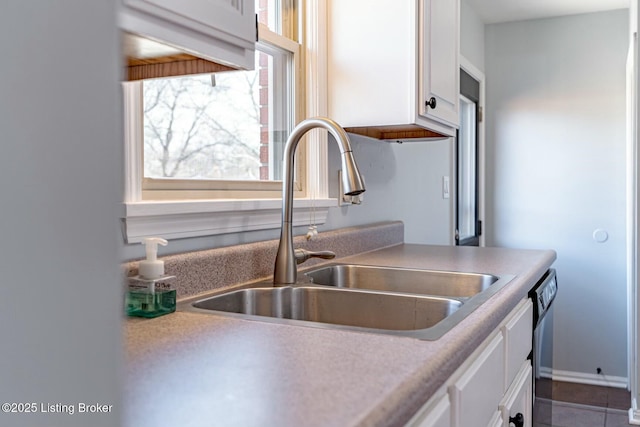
left=124, top=244, right=556, bottom=427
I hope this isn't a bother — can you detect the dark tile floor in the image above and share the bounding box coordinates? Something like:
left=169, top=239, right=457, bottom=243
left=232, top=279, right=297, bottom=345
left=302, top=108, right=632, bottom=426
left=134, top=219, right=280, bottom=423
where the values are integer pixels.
left=534, top=380, right=632, bottom=427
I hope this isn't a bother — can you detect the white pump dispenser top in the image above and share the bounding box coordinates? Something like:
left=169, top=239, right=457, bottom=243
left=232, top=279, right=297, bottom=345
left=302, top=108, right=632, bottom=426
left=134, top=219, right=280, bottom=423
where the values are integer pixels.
left=139, top=237, right=168, bottom=280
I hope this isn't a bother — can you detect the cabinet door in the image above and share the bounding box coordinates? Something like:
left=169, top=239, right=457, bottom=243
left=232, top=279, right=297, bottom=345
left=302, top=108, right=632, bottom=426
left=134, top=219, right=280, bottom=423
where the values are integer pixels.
left=124, top=0, right=255, bottom=44
left=450, top=333, right=504, bottom=427
left=502, top=300, right=533, bottom=391
left=487, top=411, right=504, bottom=427
left=410, top=394, right=451, bottom=427
left=421, top=0, right=459, bottom=127
left=500, top=362, right=533, bottom=427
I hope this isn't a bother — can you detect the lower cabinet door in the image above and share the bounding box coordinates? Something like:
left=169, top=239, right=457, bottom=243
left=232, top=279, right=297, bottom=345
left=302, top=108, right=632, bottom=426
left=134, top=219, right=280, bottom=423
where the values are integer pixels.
left=500, top=361, right=532, bottom=427
left=450, top=333, right=505, bottom=427
left=487, top=411, right=504, bottom=427
left=503, top=300, right=533, bottom=390
left=410, top=393, right=451, bottom=427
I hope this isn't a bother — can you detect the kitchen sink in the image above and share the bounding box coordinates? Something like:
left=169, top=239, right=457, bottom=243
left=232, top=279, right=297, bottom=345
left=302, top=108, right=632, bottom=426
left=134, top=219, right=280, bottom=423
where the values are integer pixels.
left=192, top=286, right=462, bottom=331
left=304, top=264, right=499, bottom=298
left=183, top=265, right=514, bottom=340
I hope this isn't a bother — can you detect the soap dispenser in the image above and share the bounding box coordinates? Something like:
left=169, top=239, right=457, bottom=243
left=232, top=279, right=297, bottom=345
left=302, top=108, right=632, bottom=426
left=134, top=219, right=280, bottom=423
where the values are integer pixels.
left=126, top=237, right=176, bottom=318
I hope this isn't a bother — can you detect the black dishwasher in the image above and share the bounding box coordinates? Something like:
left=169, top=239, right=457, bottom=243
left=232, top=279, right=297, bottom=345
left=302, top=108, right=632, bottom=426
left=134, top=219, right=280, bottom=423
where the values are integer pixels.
left=529, top=269, right=558, bottom=426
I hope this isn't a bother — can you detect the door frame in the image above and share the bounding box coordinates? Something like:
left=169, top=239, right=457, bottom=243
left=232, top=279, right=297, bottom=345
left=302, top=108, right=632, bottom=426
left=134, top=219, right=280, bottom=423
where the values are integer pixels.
left=627, top=6, right=639, bottom=420
left=458, top=56, right=486, bottom=247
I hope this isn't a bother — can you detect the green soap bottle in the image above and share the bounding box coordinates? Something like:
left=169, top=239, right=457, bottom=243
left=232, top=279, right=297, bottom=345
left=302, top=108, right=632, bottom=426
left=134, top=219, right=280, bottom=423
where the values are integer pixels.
left=126, top=280, right=176, bottom=318
left=126, top=237, right=176, bottom=318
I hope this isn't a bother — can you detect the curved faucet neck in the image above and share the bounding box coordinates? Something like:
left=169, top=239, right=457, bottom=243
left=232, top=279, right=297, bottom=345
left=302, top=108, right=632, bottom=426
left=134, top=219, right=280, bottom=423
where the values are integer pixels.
left=273, top=117, right=364, bottom=285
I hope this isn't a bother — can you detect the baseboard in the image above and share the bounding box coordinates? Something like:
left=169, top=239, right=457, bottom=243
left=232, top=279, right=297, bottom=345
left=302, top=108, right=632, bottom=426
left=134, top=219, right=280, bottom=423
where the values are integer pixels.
left=630, top=397, right=640, bottom=425
left=540, top=366, right=628, bottom=389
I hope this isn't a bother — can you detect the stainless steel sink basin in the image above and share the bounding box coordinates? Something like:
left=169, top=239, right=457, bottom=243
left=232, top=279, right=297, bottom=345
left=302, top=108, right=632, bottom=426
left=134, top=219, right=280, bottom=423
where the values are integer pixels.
left=182, top=265, right=514, bottom=340
left=192, top=286, right=462, bottom=331
left=304, top=264, right=499, bottom=298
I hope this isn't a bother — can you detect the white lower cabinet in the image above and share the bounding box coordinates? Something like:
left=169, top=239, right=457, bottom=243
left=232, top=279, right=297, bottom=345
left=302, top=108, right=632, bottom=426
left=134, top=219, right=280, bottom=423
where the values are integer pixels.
left=487, top=411, right=505, bottom=427
left=500, top=362, right=532, bottom=427
left=502, top=301, right=533, bottom=391
left=411, top=394, right=451, bottom=427
left=450, top=333, right=504, bottom=427
left=406, top=299, right=533, bottom=427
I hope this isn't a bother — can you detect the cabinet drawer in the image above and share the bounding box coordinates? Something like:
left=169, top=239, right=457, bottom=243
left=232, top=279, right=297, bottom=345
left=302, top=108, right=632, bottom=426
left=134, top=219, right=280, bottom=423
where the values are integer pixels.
left=502, top=300, right=533, bottom=390
left=450, top=333, right=504, bottom=427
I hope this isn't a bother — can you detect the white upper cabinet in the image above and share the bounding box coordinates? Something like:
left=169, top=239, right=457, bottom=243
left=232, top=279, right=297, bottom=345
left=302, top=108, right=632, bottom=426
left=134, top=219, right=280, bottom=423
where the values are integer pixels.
left=327, top=0, right=459, bottom=139
left=421, top=0, right=460, bottom=128
left=119, top=0, right=256, bottom=70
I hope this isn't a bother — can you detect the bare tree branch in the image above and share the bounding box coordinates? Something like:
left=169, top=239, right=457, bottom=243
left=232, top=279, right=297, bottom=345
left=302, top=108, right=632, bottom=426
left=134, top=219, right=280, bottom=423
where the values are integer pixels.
left=143, top=72, right=262, bottom=179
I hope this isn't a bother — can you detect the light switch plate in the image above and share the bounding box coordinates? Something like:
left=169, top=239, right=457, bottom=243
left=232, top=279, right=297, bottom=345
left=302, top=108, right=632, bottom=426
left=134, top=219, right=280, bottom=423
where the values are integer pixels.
left=443, top=176, right=450, bottom=199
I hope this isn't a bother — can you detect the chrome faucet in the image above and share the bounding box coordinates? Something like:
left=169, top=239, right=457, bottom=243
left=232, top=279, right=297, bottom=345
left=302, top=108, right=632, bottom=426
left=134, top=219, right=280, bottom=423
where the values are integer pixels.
left=273, top=117, right=366, bottom=285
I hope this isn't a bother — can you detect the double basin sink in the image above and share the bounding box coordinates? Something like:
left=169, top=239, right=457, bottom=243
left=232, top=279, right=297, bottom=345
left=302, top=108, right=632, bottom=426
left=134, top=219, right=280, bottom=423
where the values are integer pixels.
left=184, top=264, right=514, bottom=340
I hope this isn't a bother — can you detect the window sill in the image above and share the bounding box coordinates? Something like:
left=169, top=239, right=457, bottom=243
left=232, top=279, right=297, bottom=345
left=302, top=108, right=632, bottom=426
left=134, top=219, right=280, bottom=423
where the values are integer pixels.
left=122, top=198, right=337, bottom=243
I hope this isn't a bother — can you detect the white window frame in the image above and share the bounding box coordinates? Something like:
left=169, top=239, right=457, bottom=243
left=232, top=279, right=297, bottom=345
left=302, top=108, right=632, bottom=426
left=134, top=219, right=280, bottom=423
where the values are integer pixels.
left=137, top=37, right=299, bottom=200
left=122, top=4, right=334, bottom=244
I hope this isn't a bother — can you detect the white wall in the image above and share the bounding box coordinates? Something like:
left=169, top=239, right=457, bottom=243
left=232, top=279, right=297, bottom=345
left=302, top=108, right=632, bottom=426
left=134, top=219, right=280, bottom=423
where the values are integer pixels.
left=326, top=135, right=453, bottom=246
left=461, top=0, right=486, bottom=73
left=0, top=2, right=123, bottom=427
left=486, top=10, right=629, bottom=381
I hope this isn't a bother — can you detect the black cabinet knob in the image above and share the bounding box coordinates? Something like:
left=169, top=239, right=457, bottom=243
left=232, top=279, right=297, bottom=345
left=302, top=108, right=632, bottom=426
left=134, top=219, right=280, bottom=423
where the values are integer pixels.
left=425, top=97, right=437, bottom=109
left=509, top=413, right=524, bottom=427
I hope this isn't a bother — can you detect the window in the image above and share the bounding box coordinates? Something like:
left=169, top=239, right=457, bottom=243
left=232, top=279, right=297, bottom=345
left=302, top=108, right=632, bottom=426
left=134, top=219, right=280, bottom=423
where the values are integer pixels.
left=136, top=0, right=301, bottom=201
left=122, top=0, right=336, bottom=243
left=142, top=54, right=274, bottom=182
left=140, top=40, right=298, bottom=200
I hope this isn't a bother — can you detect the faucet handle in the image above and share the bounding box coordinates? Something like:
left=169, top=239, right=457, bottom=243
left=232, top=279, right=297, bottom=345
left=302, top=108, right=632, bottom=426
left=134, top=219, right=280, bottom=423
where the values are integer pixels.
left=295, top=249, right=336, bottom=265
